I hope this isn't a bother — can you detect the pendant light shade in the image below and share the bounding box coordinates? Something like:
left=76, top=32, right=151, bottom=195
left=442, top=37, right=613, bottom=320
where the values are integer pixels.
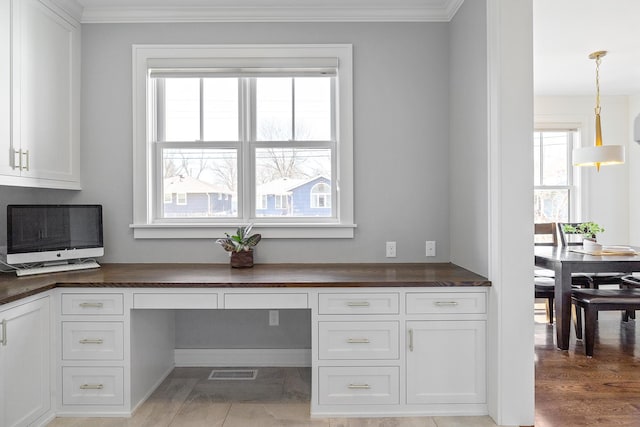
left=572, top=51, right=625, bottom=171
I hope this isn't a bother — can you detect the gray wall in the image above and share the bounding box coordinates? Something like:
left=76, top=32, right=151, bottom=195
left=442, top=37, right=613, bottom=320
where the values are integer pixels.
left=448, top=1, right=489, bottom=277
left=0, top=21, right=452, bottom=348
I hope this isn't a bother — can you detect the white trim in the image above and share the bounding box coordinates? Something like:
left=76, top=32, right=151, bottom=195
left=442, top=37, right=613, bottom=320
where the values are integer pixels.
left=174, top=348, right=311, bottom=367
left=131, top=223, right=356, bottom=239
left=81, top=0, right=464, bottom=24
left=132, top=44, right=354, bottom=239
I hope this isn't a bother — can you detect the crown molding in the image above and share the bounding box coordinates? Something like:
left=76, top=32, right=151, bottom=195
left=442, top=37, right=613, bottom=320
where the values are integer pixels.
left=79, top=0, right=465, bottom=23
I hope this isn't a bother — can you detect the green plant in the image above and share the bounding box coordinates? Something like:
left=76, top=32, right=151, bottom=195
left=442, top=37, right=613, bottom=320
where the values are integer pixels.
left=216, top=224, right=261, bottom=252
left=562, top=222, right=604, bottom=240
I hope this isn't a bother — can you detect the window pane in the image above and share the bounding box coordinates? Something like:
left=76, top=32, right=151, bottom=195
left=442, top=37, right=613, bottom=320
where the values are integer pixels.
left=295, top=77, right=331, bottom=141
left=533, top=132, right=541, bottom=186
left=164, top=78, right=200, bottom=142
left=255, top=148, right=332, bottom=217
left=534, top=189, right=569, bottom=223
left=256, top=78, right=292, bottom=141
left=541, top=132, right=568, bottom=186
left=162, top=148, right=237, bottom=218
left=203, top=78, right=239, bottom=141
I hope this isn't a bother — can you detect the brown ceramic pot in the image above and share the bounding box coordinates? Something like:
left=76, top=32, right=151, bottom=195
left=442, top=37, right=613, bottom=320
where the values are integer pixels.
left=230, top=250, right=254, bottom=268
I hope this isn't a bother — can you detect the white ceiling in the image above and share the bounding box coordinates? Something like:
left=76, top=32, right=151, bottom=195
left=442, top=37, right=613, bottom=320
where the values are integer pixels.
left=534, top=0, right=640, bottom=96
left=69, top=0, right=640, bottom=96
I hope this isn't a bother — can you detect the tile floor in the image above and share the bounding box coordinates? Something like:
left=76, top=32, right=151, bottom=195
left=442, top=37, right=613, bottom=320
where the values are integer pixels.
left=47, top=367, right=500, bottom=427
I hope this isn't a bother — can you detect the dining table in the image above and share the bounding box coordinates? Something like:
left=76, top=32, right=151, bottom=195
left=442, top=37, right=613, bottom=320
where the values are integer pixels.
left=534, top=246, right=640, bottom=350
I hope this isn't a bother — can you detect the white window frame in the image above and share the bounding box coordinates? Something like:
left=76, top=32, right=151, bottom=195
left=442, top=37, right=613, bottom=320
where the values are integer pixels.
left=533, top=123, right=582, bottom=223
left=176, top=192, right=187, bottom=205
left=132, top=44, right=355, bottom=239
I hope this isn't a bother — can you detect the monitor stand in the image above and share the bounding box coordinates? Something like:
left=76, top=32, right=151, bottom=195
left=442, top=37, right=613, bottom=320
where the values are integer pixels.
left=15, top=260, right=101, bottom=277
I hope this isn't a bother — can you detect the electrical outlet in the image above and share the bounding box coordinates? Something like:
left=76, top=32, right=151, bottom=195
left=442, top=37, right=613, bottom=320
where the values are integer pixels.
left=269, top=310, right=279, bottom=326
left=426, top=241, right=436, bottom=257
left=386, top=241, right=397, bottom=258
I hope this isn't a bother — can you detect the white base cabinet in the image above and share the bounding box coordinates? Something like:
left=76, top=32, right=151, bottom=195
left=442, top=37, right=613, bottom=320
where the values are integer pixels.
left=313, top=288, right=487, bottom=416
left=406, top=320, right=486, bottom=404
left=0, top=296, right=51, bottom=427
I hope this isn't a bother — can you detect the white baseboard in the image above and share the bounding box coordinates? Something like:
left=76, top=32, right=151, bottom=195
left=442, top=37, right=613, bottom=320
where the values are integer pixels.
left=174, top=348, right=311, bottom=367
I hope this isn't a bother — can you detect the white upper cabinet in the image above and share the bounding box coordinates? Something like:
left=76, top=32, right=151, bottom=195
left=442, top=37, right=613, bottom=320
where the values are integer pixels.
left=0, top=0, right=81, bottom=189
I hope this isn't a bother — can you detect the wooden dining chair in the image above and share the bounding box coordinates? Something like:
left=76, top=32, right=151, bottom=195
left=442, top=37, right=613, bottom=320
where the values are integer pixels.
left=534, top=222, right=594, bottom=324
left=534, top=223, right=559, bottom=324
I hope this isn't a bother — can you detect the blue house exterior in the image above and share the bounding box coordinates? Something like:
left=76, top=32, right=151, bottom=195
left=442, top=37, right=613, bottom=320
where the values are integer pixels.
left=163, top=175, right=234, bottom=218
left=256, top=176, right=331, bottom=217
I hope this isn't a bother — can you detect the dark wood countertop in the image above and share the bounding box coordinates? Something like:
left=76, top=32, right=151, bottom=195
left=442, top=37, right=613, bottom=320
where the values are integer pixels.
left=0, top=262, right=490, bottom=306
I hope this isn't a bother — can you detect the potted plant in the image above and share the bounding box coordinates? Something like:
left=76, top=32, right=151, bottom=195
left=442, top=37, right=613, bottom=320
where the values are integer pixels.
left=562, top=222, right=604, bottom=251
left=216, top=224, right=261, bottom=268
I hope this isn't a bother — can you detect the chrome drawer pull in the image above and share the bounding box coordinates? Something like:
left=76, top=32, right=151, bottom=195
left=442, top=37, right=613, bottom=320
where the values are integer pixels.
left=79, top=302, right=104, bottom=308
left=80, top=384, right=104, bottom=390
left=348, top=384, right=371, bottom=389
left=1, top=319, right=6, bottom=346
left=434, top=301, right=459, bottom=306
left=347, top=301, right=370, bottom=307
left=408, top=328, right=414, bottom=352
left=79, top=338, right=104, bottom=345
left=347, top=338, right=370, bottom=344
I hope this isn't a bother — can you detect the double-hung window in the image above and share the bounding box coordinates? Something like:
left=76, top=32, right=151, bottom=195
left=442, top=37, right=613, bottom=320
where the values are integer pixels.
left=132, top=45, right=354, bottom=238
left=533, top=129, right=579, bottom=224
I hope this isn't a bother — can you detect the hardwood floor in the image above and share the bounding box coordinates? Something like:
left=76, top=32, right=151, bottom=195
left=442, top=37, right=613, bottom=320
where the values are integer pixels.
left=535, top=309, right=640, bottom=427
left=48, top=311, right=640, bottom=427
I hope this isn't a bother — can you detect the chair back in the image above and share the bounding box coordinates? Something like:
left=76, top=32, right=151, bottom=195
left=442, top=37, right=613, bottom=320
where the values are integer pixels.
left=534, top=222, right=557, bottom=246
left=557, top=222, right=585, bottom=246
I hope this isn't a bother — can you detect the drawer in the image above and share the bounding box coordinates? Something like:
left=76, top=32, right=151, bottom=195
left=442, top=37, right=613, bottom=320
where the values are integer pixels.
left=62, top=367, right=124, bottom=406
left=318, top=366, right=399, bottom=405
left=224, top=293, right=308, bottom=309
left=62, top=322, right=124, bottom=360
left=61, top=293, right=124, bottom=315
left=134, top=293, right=218, bottom=309
left=318, top=293, right=399, bottom=315
left=318, top=321, right=399, bottom=360
left=406, top=292, right=486, bottom=315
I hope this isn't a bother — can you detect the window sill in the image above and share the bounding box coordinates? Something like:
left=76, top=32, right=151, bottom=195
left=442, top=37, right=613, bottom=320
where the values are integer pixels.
left=130, top=223, right=357, bottom=239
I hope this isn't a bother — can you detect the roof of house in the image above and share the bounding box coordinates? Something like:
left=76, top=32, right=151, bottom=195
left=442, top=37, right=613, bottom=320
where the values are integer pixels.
left=164, top=175, right=233, bottom=195
left=256, top=176, right=330, bottom=195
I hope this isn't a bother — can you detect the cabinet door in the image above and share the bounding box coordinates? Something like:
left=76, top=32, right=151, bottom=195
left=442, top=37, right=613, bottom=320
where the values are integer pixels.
left=406, top=320, right=486, bottom=404
left=0, top=0, right=15, bottom=177
left=0, top=297, right=51, bottom=427
left=12, top=0, right=80, bottom=185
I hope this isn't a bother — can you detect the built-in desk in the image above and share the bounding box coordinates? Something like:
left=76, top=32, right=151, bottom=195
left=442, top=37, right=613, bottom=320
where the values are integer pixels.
left=0, top=263, right=490, bottom=420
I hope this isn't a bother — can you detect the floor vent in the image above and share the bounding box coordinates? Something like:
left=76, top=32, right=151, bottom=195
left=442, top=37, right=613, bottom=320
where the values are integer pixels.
left=208, top=369, right=258, bottom=381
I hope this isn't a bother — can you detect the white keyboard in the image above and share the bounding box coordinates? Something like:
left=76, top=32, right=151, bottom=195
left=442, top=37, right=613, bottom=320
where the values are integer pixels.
left=15, top=261, right=101, bottom=277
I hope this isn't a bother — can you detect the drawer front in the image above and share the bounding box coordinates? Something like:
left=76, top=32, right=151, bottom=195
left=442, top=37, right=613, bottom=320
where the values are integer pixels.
left=318, top=321, right=399, bottom=360
left=406, top=292, right=486, bottom=315
left=224, top=293, right=308, bottom=309
left=318, top=293, right=399, bottom=315
left=62, top=322, right=124, bottom=360
left=62, top=367, right=124, bottom=406
left=134, top=293, right=218, bottom=309
left=61, top=293, right=124, bottom=315
left=318, top=366, right=399, bottom=405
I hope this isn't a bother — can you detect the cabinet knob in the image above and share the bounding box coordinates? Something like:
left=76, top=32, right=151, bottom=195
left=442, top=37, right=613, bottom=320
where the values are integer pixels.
left=1, top=319, right=6, bottom=346
left=346, top=301, right=370, bottom=307
left=80, top=384, right=104, bottom=390
left=347, top=338, right=370, bottom=344
left=79, top=338, right=104, bottom=345
left=348, top=384, right=371, bottom=389
left=79, top=302, right=104, bottom=308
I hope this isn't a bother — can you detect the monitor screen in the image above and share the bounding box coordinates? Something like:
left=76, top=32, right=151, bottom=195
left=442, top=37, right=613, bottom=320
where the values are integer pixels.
left=7, top=204, right=104, bottom=264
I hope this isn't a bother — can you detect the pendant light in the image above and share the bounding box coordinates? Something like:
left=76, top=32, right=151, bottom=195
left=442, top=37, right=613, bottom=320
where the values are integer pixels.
left=572, top=51, right=625, bottom=171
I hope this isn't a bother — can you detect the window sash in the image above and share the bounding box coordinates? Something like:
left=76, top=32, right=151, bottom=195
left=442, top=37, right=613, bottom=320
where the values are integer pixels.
left=153, top=75, right=336, bottom=222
